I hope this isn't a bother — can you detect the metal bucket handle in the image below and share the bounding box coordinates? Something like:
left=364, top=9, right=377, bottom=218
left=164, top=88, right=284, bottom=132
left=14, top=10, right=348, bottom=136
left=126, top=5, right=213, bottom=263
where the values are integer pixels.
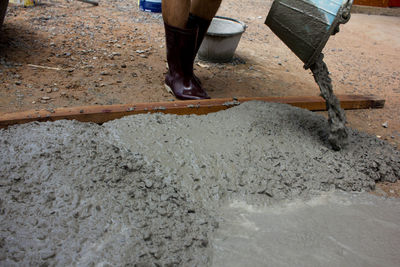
left=340, top=0, right=353, bottom=23
left=332, top=0, right=353, bottom=36
left=305, top=0, right=354, bottom=68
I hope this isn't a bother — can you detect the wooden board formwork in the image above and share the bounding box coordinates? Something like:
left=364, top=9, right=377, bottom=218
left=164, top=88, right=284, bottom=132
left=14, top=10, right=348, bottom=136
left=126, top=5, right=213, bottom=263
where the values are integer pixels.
left=0, top=95, right=385, bottom=129
left=354, top=0, right=390, bottom=7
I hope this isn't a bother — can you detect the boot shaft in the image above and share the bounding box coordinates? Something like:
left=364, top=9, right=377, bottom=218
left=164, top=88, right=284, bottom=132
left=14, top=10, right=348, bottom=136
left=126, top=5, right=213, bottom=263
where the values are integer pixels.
left=164, top=22, right=198, bottom=77
left=187, top=14, right=212, bottom=57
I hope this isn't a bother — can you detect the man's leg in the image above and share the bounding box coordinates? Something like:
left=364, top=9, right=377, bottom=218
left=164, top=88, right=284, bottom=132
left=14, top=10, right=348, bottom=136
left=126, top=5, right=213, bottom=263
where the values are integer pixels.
left=190, top=0, right=222, bottom=20
left=187, top=0, right=222, bottom=86
left=188, top=0, right=222, bottom=54
left=162, top=0, right=223, bottom=28
left=162, top=0, right=210, bottom=100
left=162, top=0, right=190, bottom=28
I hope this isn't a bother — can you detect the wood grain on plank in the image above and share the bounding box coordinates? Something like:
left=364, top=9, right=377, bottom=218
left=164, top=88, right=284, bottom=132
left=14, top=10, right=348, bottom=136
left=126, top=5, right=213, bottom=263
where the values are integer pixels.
left=354, top=0, right=389, bottom=7
left=0, top=95, right=385, bottom=129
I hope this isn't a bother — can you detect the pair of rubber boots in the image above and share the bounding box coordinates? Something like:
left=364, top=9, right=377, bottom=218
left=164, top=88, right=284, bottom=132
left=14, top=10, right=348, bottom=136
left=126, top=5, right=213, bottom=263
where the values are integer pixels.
left=164, top=14, right=211, bottom=100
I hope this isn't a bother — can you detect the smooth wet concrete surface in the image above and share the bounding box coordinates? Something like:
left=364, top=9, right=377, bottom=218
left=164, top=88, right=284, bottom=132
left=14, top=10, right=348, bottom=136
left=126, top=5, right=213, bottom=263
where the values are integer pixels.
left=1, top=101, right=399, bottom=265
left=212, top=192, right=400, bottom=267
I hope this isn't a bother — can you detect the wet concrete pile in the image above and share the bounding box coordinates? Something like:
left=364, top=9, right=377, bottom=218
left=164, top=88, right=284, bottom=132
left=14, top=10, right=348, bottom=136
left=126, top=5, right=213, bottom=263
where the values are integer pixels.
left=0, top=122, right=215, bottom=266
left=107, top=101, right=399, bottom=203
left=1, top=101, right=399, bottom=265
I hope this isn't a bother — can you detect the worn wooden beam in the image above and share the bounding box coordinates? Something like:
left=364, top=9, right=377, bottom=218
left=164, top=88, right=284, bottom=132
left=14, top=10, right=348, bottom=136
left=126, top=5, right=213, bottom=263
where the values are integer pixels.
left=353, top=0, right=389, bottom=7
left=0, top=95, right=385, bottom=129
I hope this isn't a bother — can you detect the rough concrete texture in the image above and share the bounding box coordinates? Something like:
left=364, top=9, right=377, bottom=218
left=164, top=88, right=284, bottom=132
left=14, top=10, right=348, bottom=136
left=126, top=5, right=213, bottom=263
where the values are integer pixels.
left=107, top=101, right=399, bottom=201
left=1, top=101, right=399, bottom=265
left=311, top=54, right=349, bottom=150
left=0, top=122, right=215, bottom=266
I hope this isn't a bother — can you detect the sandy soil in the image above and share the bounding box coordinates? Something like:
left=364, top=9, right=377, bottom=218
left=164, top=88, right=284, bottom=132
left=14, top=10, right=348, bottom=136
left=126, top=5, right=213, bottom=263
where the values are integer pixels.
left=0, top=1, right=399, bottom=189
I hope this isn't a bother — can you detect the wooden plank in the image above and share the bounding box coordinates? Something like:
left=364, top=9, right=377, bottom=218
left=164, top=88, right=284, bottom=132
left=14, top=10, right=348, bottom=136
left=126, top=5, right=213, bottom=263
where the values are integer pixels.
left=354, top=0, right=389, bottom=7
left=389, top=0, right=400, bottom=7
left=351, top=4, right=400, bottom=16
left=0, top=95, right=385, bottom=129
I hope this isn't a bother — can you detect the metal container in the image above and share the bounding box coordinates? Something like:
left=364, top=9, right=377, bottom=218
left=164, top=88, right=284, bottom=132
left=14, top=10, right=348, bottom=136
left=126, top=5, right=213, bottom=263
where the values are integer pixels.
left=0, top=0, right=9, bottom=29
left=198, top=16, right=247, bottom=63
left=265, top=0, right=353, bottom=69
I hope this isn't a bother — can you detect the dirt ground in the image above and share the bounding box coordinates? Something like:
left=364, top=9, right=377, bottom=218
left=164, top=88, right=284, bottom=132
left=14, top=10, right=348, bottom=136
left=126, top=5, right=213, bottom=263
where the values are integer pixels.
left=0, top=0, right=399, bottom=194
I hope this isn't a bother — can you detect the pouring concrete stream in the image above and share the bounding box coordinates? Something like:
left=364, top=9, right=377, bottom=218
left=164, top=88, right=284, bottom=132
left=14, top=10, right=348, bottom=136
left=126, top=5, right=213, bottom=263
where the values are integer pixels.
left=266, top=0, right=353, bottom=150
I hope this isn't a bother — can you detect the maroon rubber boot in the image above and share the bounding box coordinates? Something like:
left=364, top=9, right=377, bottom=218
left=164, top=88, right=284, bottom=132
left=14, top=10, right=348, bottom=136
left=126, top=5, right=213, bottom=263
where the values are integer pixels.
left=164, top=22, right=210, bottom=100
left=187, top=13, right=212, bottom=57
left=187, top=13, right=212, bottom=85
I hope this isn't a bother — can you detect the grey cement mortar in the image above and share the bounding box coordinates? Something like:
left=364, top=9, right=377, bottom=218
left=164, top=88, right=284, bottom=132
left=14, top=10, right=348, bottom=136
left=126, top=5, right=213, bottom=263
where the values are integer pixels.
left=311, top=53, right=348, bottom=151
left=0, top=121, right=215, bottom=266
left=107, top=101, right=399, bottom=204
left=1, top=101, right=400, bottom=265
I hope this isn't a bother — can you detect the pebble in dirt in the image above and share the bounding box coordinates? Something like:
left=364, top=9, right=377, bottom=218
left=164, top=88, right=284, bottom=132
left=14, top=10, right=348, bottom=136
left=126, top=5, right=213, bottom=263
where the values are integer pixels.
left=0, top=101, right=399, bottom=266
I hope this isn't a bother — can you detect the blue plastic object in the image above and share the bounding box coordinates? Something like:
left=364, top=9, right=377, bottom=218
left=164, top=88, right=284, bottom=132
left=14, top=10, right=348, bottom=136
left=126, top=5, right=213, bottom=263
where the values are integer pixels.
left=139, top=0, right=162, bottom=13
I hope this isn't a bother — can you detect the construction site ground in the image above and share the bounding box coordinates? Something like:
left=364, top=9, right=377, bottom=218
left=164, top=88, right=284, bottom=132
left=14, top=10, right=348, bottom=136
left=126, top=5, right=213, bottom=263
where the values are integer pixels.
left=0, top=0, right=399, bottom=196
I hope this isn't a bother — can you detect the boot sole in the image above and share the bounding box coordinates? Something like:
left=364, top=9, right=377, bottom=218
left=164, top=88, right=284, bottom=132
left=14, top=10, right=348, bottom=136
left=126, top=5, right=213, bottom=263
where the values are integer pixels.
left=164, top=83, right=211, bottom=100
left=164, top=84, right=175, bottom=97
